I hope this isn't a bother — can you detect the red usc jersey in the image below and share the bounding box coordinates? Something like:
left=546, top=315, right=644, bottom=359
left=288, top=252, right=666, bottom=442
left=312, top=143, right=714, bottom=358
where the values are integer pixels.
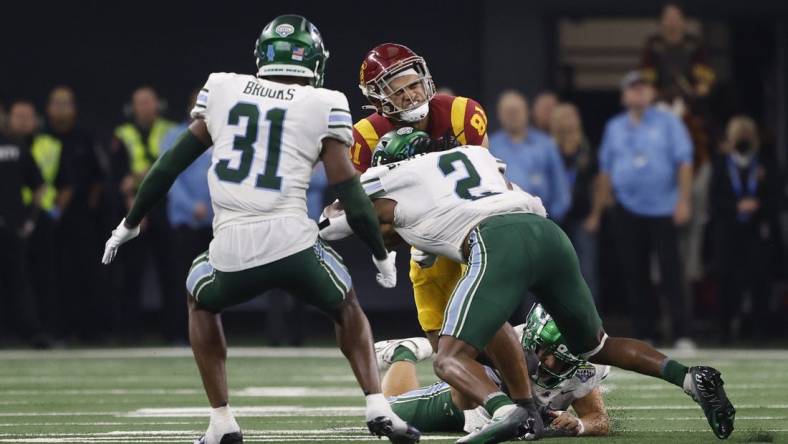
left=351, top=94, right=488, bottom=172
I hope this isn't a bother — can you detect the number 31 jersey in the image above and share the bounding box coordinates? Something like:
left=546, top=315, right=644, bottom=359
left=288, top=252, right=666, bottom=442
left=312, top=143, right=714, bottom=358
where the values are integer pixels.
left=359, top=146, right=547, bottom=262
left=192, top=72, right=352, bottom=271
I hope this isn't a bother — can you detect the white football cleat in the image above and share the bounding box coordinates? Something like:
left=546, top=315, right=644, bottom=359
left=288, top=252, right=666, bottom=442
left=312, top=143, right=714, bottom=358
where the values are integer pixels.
left=375, top=337, right=434, bottom=371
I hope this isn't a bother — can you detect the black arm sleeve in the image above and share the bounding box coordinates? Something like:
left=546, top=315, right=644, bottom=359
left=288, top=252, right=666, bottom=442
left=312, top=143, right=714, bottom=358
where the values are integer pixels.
left=125, top=130, right=209, bottom=227
left=333, top=176, right=388, bottom=260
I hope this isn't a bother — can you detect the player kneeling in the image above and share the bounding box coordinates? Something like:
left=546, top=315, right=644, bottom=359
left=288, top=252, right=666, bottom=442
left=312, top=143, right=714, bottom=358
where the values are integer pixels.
left=375, top=304, right=609, bottom=438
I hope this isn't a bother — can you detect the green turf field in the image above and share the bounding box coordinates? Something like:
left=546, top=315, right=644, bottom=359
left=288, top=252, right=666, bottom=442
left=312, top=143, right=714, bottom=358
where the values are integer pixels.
left=0, top=347, right=785, bottom=443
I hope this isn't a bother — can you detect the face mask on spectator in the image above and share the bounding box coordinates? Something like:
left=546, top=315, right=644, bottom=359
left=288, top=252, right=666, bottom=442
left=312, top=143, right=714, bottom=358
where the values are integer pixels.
left=734, top=140, right=752, bottom=154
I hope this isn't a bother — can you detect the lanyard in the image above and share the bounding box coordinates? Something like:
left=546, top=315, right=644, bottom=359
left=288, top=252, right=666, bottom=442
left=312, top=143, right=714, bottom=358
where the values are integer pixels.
left=726, top=154, right=759, bottom=198
left=727, top=154, right=759, bottom=222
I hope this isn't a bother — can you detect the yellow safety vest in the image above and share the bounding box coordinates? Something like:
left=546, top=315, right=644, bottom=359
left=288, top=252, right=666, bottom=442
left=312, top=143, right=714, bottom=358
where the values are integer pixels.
left=114, top=118, right=174, bottom=175
left=22, top=134, right=62, bottom=210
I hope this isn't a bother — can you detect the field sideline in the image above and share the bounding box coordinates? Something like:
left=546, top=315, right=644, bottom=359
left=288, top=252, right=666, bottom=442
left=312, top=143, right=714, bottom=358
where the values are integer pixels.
left=0, top=348, right=786, bottom=443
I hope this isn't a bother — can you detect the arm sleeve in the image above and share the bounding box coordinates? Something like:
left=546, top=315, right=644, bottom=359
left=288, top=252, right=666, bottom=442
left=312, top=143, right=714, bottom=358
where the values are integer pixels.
left=125, top=130, right=209, bottom=226
left=333, top=175, right=387, bottom=259
left=463, top=98, right=488, bottom=146
left=670, top=114, right=693, bottom=166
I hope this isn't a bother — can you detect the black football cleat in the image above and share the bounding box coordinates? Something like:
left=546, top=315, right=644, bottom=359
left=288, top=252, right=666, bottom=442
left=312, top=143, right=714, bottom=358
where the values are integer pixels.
left=193, top=431, right=243, bottom=444
left=685, top=366, right=736, bottom=439
left=367, top=416, right=421, bottom=444
left=456, top=405, right=542, bottom=443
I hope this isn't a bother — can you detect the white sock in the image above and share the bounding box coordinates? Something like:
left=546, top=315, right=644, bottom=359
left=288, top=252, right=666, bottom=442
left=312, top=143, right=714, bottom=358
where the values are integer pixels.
left=206, top=405, right=240, bottom=441
left=365, top=393, right=407, bottom=429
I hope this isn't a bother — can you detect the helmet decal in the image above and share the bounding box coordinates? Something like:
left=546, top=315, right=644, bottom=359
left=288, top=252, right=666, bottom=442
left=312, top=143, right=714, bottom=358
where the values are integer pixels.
left=359, top=60, right=367, bottom=84
left=275, top=24, right=295, bottom=37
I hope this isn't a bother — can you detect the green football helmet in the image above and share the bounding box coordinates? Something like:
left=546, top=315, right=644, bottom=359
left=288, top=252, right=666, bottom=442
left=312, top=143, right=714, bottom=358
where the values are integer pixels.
left=254, top=15, right=329, bottom=87
left=521, top=303, right=586, bottom=388
left=371, top=127, right=432, bottom=166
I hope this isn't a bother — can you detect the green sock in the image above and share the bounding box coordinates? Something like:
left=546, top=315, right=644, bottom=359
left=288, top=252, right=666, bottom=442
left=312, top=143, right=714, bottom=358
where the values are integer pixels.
left=660, top=359, right=689, bottom=388
left=483, top=392, right=514, bottom=416
left=391, top=346, right=417, bottom=363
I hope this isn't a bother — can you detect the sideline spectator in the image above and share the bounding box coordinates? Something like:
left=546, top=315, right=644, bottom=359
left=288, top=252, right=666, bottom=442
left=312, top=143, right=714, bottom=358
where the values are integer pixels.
left=42, top=86, right=104, bottom=341
left=598, top=71, right=693, bottom=345
left=0, top=126, right=49, bottom=348
left=551, top=103, right=602, bottom=301
left=161, top=89, right=213, bottom=344
left=640, top=2, right=715, bottom=103
left=709, top=116, right=778, bottom=341
left=11, top=101, right=74, bottom=340
left=490, top=90, right=570, bottom=221
left=7, top=101, right=38, bottom=147
left=109, top=86, right=175, bottom=339
left=532, top=91, right=559, bottom=134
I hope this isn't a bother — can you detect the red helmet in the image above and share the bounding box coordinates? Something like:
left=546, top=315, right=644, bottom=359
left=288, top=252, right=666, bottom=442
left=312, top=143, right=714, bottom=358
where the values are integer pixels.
left=358, top=43, right=436, bottom=122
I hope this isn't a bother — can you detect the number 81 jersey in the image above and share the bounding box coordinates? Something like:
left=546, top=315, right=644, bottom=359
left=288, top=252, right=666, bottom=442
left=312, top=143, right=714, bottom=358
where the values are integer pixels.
left=359, top=146, right=545, bottom=263
left=192, top=72, right=353, bottom=271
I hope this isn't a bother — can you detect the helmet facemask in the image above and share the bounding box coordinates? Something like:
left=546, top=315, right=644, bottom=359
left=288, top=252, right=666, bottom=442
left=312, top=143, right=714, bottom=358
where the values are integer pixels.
left=530, top=344, right=585, bottom=389
left=361, top=57, right=436, bottom=122
left=522, top=303, right=586, bottom=389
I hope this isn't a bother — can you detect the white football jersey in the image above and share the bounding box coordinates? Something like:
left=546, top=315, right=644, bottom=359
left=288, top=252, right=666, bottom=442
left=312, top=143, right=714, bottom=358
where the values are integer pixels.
left=192, top=73, right=353, bottom=271
left=463, top=363, right=609, bottom=434
left=359, top=146, right=546, bottom=262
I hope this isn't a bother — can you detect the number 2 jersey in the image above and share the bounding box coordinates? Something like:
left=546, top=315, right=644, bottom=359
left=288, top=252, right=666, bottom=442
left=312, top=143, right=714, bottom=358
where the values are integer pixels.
left=191, top=73, right=353, bottom=271
left=359, top=146, right=547, bottom=262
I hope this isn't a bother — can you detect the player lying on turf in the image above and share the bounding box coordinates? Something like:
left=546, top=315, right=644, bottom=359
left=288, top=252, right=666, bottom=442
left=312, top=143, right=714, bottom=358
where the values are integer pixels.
left=319, top=129, right=736, bottom=442
left=376, top=304, right=610, bottom=438
left=100, top=15, right=420, bottom=444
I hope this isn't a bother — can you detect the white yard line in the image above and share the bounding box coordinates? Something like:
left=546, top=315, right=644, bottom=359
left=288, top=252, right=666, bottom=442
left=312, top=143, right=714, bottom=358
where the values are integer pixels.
left=0, top=387, right=361, bottom=397
left=0, top=347, right=344, bottom=360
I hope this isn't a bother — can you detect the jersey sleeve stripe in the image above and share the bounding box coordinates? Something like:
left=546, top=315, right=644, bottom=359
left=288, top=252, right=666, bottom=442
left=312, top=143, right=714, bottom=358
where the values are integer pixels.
left=330, top=108, right=351, bottom=114
left=361, top=178, right=384, bottom=195
left=328, top=124, right=353, bottom=130
left=450, top=97, right=470, bottom=145
left=353, top=119, right=380, bottom=152
left=329, top=114, right=353, bottom=123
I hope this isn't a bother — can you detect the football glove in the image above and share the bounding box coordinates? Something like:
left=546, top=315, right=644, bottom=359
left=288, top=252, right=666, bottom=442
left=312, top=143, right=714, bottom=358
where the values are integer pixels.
left=372, top=251, right=397, bottom=288
left=411, top=247, right=436, bottom=268
left=102, top=218, right=140, bottom=264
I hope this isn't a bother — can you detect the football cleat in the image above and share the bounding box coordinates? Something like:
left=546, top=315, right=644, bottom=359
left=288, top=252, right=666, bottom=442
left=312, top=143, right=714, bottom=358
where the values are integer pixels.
left=455, top=405, right=542, bottom=444
left=193, top=431, right=243, bottom=444
left=367, top=416, right=421, bottom=443
left=684, top=366, right=736, bottom=439
left=374, top=337, right=434, bottom=371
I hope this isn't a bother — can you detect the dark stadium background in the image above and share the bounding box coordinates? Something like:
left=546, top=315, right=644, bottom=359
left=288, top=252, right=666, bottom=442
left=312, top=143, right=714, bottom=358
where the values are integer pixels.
left=2, top=0, right=787, bottom=342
